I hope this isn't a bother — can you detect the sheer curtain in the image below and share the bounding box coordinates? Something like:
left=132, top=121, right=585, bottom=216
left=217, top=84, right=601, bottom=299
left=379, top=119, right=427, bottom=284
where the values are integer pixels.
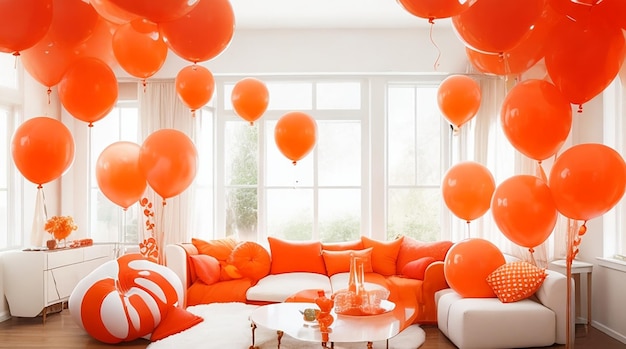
left=138, top=81, right=197, bottom=262
left=451, top=75, right=564, bottom=268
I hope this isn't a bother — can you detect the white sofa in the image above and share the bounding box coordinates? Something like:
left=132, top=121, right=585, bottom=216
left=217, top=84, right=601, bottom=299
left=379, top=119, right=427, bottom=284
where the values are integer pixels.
left=435, top=269, right=575, bottom=349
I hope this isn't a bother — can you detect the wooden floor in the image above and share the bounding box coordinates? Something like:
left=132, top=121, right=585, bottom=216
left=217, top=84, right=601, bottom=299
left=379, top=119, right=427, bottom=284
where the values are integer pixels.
left=0, top=309, right=623, bottom=348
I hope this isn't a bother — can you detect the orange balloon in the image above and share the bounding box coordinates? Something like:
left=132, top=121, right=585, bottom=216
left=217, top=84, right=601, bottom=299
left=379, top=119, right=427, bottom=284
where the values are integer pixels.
left=175, top=65, right=215, bottom=112
left=231, top=78, right=269, bottom=125
left=545, top=15, right=626, bottom=109
left=73, top=18, right=119, bottom=68
left=48, top=0, right=99, bottom=48
left=11, top=117, right=75, bottom=186
left=442, top=161, right=495, bottom=222
left=58, top=57, right=119, bottom=127
left=501, top=79, right=572, bottom=161
left=159, top=0, right=235, bottom=63
left=397, top=0, right=476, bottom=21
left=437, top=75, right=481, bottom=129
left=274, top=112, right=318, bottom=165
left=90, top=0, right=138, bottom=25
left=107, top=0, right=199, bottom=23
left=21, top=32, right=75, bottom=88
left=492, top=175, right=557, bottom=249
left=96, top=141, right=147, bottom=210
left=0, top=0, right=53, bottom=54
left=451, top=0, right=544, bottom=54
left=112, top=19, right=168, bottom=80
left=444, top=238, right=505, bottom=298
left=139, top=129, right=198, bottom=200
left=549, top=143, right=626, bottom=221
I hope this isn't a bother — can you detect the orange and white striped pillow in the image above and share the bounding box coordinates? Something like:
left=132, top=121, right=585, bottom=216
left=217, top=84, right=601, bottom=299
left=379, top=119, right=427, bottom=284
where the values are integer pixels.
left=486, top=261, right=547, bottom=303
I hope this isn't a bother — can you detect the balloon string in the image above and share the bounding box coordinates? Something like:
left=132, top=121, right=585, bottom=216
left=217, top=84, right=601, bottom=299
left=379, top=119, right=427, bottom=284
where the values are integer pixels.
left=428, top=19, right=441, bottom=71
left=47, top=88, right=51, bottom=105
left=577, top=104, right=583, bottom=113
left=12, top=52, right=19, bottom=69
left=465, top=220, right=471, bottom=239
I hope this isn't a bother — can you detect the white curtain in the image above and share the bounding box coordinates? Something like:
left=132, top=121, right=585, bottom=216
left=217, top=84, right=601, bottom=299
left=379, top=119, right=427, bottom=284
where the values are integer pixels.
left=138, top=81, right=197, bottom=263
left=451, top=74, right=566, bottom=268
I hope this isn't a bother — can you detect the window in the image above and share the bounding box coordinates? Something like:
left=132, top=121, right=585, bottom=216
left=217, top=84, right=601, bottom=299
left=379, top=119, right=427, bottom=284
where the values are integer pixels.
left=386, top=82, right=450, bottom=242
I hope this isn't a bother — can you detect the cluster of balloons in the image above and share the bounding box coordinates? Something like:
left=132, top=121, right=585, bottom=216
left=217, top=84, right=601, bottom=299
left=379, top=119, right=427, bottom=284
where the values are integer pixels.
left=399, top=0, right=626, bottom=111
left=2, top=0, right=235, bottom=124
left=96, top=129, right=198, bottom=210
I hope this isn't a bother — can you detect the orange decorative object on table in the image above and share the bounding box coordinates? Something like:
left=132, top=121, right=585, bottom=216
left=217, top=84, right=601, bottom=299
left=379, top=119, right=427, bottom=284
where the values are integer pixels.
left=315, top=290, right=334, bottom=334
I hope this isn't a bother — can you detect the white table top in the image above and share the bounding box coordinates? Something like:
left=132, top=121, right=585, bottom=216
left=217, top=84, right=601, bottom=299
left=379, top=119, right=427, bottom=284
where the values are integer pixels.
left=249, top=302, right=403, bottom=344
left=549, top=259, right=593, bottom=273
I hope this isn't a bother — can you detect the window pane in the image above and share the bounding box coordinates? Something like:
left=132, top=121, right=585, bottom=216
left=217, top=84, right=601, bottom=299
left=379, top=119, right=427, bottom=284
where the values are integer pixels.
left=316, top=82, right=361, bottom=110
left=0, top=54, right=17, bottom=89
left=194, top=108, right=214, bottom=240
left=225, top=121, right=258, bottom=185
left=388, top=86, right=417, bottom=185
left=318, top=121, right=360, bottom=186
left=225, top=188, right=257, bottom=240
left=266, top=120, right=314, bottom=187
left=0, top=108, right=7, bottom=187
left=267, top=82, right=312, bottom=110
left=387, top=188, right=440, bottom=241
left=267, top=188, right=313, bottom=240
left=319, top=189, right=360, bottom=243
left=415, top=87, right=441, bottom=185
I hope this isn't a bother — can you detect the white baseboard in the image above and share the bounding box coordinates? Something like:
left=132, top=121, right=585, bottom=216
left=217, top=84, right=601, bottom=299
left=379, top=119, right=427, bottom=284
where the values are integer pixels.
left=0, top=310, right=11, bottom=323
left=592, top=320, right=626, bottom=344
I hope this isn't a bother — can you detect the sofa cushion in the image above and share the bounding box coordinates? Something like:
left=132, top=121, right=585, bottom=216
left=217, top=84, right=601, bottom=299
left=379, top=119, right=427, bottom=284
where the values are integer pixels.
left=361, top=236, right=404, bottom=276
left=189, top=254, right=221, bottom=286
left=192, top=237, right=241, bottom=281
left=321, top=247, right=373, bottom=276
left=396, top=236, right=453, bottom=273
left=187, top=278, right=252, bottom=306
left=486, top=261, right=547, bottom=303
left=246, top=272, right=332, bottom=303
left=267, top=237, right=326, bottom=275
left=321, top=240, right=364, bottom=251
left=228, top=241, right=271, bottom=282
left=401, top=256, right=436, bottom=280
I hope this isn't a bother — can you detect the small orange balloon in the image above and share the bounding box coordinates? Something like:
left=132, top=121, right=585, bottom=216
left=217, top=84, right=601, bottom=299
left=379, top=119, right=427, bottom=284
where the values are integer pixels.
left=175, top=65, right=215, bottom=112
left=442, top=161, right=495, bottom=222
left=437, top=75, right=481, bottom=129
left=231, top=77, right=269, bottom=125
left=112, top=19, right=168, bottom=80
left=444, top=238, right=505, bottom=298
left=274, top=111, right=318, bottom=165
left=96, top=141, right=147, bottom=210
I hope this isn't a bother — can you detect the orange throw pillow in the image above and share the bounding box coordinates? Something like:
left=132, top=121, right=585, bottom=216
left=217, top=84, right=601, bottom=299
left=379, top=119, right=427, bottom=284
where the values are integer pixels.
left=268, top=237, right=326, bottom=275
left=486, top=261, right=547, bottom=303
left=396, top=236, right=453, bottom=272
left=228, top=241, right=271, bottom=281
left=401, top=256, right=436, bottom=280
left=321, top=240, right=364, bottom=251
left=191, top=237, right=241, bottom=281
left=321, top=248, right=374, bottom=276
left=189, top=254, right=221, bottom=285
left=361, top=236, right=404, bottom=276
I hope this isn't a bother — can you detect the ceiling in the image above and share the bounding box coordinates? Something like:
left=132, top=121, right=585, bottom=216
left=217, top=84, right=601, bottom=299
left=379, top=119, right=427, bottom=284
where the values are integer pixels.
left=229, top=0, right=452, bottom=29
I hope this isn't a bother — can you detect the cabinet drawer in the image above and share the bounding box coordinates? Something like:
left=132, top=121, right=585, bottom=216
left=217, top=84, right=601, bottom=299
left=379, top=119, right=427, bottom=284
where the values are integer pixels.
left=46, top=248, right=84, bottom=269
left=84, top=244, right=112, bottom=261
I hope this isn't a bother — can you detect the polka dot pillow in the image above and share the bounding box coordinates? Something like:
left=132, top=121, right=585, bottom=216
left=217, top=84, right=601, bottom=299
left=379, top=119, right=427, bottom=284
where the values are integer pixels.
left=486, top=261, right=547, bottom=303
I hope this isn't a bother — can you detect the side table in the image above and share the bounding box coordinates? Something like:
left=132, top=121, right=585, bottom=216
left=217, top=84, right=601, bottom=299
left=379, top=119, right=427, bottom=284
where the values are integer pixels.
left=548, top=259, right=593, bottom=329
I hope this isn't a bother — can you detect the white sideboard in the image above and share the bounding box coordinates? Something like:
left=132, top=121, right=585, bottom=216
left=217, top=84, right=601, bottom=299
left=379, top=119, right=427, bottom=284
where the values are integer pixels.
left=2, top=244, right=114, bottom=321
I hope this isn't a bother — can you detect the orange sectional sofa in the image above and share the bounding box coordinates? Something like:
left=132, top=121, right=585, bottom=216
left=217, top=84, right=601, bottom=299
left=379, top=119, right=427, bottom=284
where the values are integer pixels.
left=165, top=235, right=453, bottom=324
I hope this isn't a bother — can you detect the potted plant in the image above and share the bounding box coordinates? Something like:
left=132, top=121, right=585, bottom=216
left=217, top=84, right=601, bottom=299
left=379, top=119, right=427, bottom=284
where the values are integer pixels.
left=44, top=215, right=78, bottom=249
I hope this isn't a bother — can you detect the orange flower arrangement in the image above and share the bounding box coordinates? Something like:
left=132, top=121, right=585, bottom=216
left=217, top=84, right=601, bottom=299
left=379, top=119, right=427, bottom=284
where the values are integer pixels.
left=45, top=215, right=78, bottom=242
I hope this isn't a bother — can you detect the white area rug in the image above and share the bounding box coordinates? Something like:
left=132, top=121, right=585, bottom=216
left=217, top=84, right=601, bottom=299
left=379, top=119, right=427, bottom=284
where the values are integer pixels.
left=148, top=302, right=425, bottom=349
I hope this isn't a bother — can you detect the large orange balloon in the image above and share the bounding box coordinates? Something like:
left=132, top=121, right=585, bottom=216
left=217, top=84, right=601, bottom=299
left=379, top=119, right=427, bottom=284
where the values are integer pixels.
left=549, top=143, right=626, bottom=221
left=0, top=0, right=53, bottom=54
left=396, top=0, right=476, bottom=22
left=159, top=0, right=235, bottom=63
left=107, top=0, right=199, bottom=23
left=112, top=19, right=168, bottom=80
left=175, top=65, right=215, bottom=112
left=21, top=32, right=75, bottom=88
left=501, top=79, right=572, bottom=161
left=11, top=117, right=75, bottom=186
left=58, top=57, right=119, bottom=127
left=492, top=175, right=557, bottom=249
left=89, top=0, right=138, bottom=25
left=444, top=238, right=505, bottom=298
left=139, top=129, right=198, bottom=200
left=96, top=142, right=147, bottom=210
left=48, top=0, right=99, bottom=48
left=451, top=0, right=544, bottom=54
left=231, top=78, right=269, bottom=125
left=545, top=15, right=626, bottom=109
left=275, top=112, right=318, bottom=165
left=442, top=161, right=495, bottom=222
left=437, top=75, right=481, bottom=129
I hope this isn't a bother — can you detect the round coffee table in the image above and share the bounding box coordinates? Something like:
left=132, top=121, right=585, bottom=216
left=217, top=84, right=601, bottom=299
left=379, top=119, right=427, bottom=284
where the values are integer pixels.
left=248, top=301, right=403, bottom=349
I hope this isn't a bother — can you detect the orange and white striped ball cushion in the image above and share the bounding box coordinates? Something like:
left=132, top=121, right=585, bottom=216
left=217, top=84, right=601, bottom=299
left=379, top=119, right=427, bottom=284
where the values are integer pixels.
left=485, top=261, right=547, bottom=303
left=68, top=253, right=202, bottom=344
